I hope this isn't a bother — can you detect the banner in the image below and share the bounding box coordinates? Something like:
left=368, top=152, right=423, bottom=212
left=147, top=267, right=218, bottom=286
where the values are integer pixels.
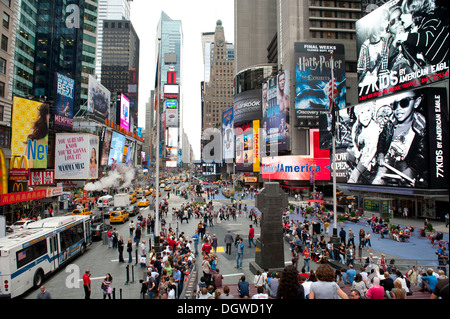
left=11, top=97, right=49, bottom=169
left=262, top=71, right=291, bottom=151
left=87, top=75, right=111, bottom=120
left=119, top=93, right=130, bottom=130
left=294, top=42, right=346, bottom=122
left=222, top=106, right=234, bottom=160
left=55, top=133, right=99, bottom=180
left=54, top=72, right=75, bottom=128
left=356, top=0, right=449, bottom=102
left=333, top=87, right=449, bottom=189
left=29, top=170, right=55, bottom=186
left=100, top=129, right=112, bottom=166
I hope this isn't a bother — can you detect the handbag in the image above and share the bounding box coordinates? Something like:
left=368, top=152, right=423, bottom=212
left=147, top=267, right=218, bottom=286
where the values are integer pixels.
left=107, top=286, right=112, bottom=294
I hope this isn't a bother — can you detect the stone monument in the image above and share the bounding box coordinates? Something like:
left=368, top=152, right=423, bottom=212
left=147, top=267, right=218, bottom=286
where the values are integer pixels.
left=250, top=182, right=288, bottom=273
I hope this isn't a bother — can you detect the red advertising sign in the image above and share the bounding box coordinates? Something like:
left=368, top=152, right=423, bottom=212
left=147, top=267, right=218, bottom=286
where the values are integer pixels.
left=261, top=129, right=331, bottom=181
left=8, top=169, right=29, bottom=181
left=29, top=171, right=55, bottom=186
left=0, top=189, right=47, bottom=205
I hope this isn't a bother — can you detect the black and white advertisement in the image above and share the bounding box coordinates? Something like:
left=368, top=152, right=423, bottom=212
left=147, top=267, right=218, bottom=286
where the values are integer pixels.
left=233, top=89, right=262, bottom=125
left=327, top=87, right=448, bottom=189
left=356, top=0, right=449, bottom=102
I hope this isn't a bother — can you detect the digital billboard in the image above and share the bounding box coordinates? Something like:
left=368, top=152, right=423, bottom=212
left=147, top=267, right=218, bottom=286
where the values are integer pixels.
left=11, top=97, right=49, bottom=169
left=165, top=99, right=178, bottom=109
left=262, top=129, right=331, bottom=181
left=100, top=129, right=112, bottom=166
left=235, top=120, right=260, bottom=172
left=108, top=132, right=126, bottom=166
left=120, top=93, right=130, bottom=131
left=356, top=0, right=449, bottom=102
left=222, top=106, right=234, bottom=160
left=87, top=75, right=111, bottom=120
left=262, top=71, right=291, bottom=152
left=54, top=72, right=75, bottom=128
left=55, top=133, right=99, bottom=180
left=294, top=42, right=346, bottom=122
left=233, top=89, right=262, bottom=124
left=332, top=87, right=448, bottom=189
left=166, top=109, right=178, bottom=127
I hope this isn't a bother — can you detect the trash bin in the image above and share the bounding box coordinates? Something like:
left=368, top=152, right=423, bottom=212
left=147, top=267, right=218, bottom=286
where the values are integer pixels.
left=102, top=231, right=108, bottom=245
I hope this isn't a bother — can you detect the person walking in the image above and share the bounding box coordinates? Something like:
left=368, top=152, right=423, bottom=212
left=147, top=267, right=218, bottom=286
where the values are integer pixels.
left=211, top=234, right=218, bottom=254
left=83, top=269, right=91, bottom=299
left=248, top=225, right=256, bottom=248
left=224, top=230, right=234, bottom=255
left=101, top=273, right=113, bottom=299
left=302, top=246, right=311, bottom=272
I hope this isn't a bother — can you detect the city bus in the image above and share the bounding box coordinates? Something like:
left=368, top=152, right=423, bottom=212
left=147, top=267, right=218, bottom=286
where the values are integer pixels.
left=0, top=215, right=92, bottom=298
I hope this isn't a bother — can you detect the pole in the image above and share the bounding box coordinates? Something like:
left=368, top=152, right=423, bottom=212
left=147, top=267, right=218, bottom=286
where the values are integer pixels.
left=330, top=51, right=338, bottom=238
left=154, top=38, right=162, bottom=254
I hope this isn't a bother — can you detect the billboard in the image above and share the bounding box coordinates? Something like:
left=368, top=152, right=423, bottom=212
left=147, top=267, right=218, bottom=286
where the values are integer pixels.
left=87, top=75, right=111, bottom=120
left=235, top=120, right=260, bottom=172
left=108, top=132, right=126, bottom=166
left=119, top=93, right=130, bottom=131
left=356, top=0, right=449, bottom=102
left=54, top=72, right=75, bottom=128
left=100, top=129, right=112, bottom=166
left=262, top=71, right=291, bottom=152
left=332, top=87, right=448, bottom=189
left=166, top=127, right=178, bottom=148
left=11, top=97, right=49, bottom=169
left=233, top=89, right=262, bottom=124
left=262, top=129, right=331, bottom=181
left=294, top=42, right=346, bottom=122
left=222, top=106, right=234, bottom=160
left=166, top=109, right=178, bottom=127
left=165, top=99, right=178, bottom=109
left=55, top=133, right=99, bottom=180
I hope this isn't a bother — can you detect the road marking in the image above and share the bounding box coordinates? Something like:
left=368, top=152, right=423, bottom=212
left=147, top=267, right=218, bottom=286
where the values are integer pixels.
left=78, top=276, right=105, bottom=282
left=222, top=273, right=244, bottom=278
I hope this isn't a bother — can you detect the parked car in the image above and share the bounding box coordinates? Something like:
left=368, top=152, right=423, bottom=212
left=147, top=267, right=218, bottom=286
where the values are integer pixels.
left=10, top=219, right=35, bottom=230
left=91, top=223, right=112, bottom=241
left=125, top=205, right=139, bottom=217
left=109, top=210, right=129, bottom=224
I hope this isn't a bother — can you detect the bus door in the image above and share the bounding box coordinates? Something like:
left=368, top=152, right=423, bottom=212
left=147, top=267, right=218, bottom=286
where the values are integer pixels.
left=85, top=220, right=92, bottom=245
left=48, top=235, right=60, bottom=270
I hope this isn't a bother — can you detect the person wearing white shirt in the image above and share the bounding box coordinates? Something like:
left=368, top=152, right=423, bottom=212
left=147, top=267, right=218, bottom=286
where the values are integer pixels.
left=300, top=276, right=312, bottom=299
left=252, top=286, right=269, bottom=299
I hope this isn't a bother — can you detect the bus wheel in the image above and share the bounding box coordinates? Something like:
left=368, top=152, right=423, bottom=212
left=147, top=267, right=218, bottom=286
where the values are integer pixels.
left=80, top=244, right=86, bottom=255
left=33, top=270, right=44, bottom=288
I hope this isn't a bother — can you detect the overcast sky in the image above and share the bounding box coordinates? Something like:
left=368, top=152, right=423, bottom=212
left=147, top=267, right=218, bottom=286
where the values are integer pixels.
left=130, top=0, right=235, bottom=160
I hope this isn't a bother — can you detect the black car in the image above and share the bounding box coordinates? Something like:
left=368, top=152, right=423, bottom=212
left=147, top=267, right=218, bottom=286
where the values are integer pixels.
left=91, top=223, right=112, bottom=241
left=126, top=205, right=139, bottom=217
left=102, top=206, right=116, bottom=219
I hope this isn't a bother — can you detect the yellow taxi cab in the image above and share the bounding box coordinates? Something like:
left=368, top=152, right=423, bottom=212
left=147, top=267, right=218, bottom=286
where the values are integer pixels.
left=72, top=208, right=92, bottom=216
left=164, top=185, right=171, bottom=191
left=145, top=189, right=151, bottom=196
left=151, top=189, right=161, bottom=197
left=130, top=195, right=137, bottom=204
left=128, top=190, right=136, bottom=197
left=109, top=209, right=129, bottom=224
left=137, top=198, right=150, bottom=207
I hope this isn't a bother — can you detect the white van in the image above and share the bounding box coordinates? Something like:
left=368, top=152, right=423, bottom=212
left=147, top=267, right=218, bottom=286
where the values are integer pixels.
left=97, top=195, right=114, bottom=209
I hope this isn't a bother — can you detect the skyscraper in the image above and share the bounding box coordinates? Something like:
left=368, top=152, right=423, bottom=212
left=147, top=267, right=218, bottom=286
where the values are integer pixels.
left=202, top=20, right=234, bottom=131
left=96, top=0, right=131, bottom=81
left=101, top=19, right=139, bottom=131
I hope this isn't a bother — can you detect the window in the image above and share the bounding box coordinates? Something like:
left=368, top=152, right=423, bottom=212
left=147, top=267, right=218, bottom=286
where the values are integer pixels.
left=1, top=34, right=7, bottom=51
left=0, top=81, right=4, bottom=97
left=0, top=57, right=5, bottom=74
left=2, top=12, right=9, bottom=29
left=16, top=240, right=48, bottom=269
left=1, top=0, right=11, bottom=7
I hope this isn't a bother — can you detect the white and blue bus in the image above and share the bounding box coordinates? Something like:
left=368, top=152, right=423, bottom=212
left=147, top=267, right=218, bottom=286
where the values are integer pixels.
left=0, top=215, right=92, bottom=298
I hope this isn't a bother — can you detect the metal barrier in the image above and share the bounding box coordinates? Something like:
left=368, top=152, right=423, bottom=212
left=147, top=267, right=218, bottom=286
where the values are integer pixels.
left=179, top=264, right=198, bottom=299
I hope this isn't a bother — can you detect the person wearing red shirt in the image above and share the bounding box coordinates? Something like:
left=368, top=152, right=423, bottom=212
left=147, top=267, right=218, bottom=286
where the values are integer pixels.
left=83, top=269, right=91, bottom=299
left=248, top=225, right=255, bottom=248
left=366, top=277, right=385, bottom=299
left=202, top=240, right=212, bottom=255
